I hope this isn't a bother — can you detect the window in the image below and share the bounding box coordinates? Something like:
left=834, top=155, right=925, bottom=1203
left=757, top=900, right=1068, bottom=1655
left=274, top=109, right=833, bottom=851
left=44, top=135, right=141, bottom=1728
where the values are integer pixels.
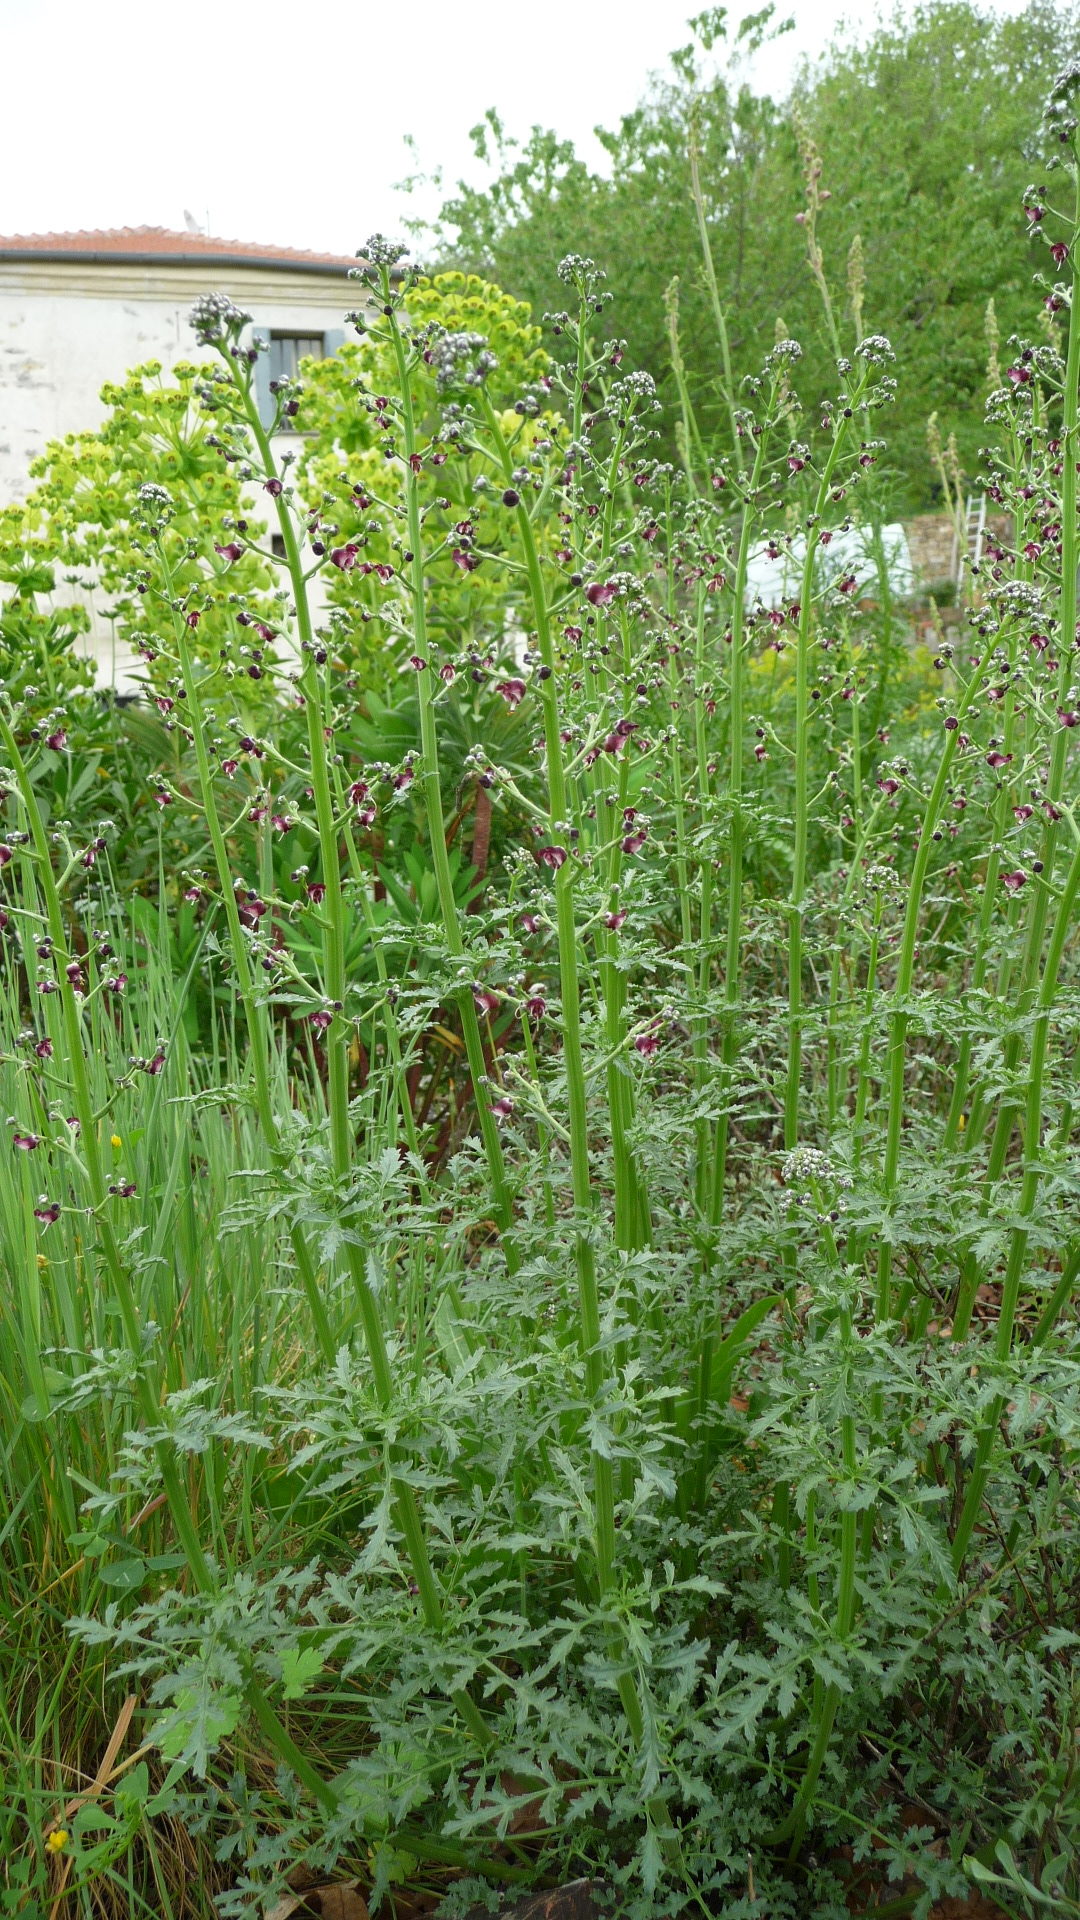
left=252, top=326, right=344, bottom=429
left=267, top=333, right=324, bottom=386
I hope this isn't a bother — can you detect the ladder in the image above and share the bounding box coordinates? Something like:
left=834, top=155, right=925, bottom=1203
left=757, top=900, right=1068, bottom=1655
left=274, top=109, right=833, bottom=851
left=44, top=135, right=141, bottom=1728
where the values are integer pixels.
left=952, top=493, right=987, bottom=589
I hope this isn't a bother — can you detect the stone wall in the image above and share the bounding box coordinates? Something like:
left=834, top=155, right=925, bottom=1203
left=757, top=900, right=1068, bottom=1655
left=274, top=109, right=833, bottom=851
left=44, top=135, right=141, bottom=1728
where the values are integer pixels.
left=904, top=511, right=1014, bottom=591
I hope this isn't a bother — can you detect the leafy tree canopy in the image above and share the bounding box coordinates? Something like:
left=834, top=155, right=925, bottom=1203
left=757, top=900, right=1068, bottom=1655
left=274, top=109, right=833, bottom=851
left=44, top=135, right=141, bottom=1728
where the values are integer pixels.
left=418, top=0, right=1079, bottom=509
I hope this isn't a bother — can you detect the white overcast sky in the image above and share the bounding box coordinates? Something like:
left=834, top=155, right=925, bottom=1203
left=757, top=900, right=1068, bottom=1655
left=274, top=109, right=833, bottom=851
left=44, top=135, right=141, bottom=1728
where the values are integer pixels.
left=0, top=0, right=1037, bottom=257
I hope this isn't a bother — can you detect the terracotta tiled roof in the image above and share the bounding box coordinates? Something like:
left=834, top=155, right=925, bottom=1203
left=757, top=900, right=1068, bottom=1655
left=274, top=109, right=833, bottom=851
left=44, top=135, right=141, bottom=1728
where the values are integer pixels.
left=0, top=226, right=357, bottom=273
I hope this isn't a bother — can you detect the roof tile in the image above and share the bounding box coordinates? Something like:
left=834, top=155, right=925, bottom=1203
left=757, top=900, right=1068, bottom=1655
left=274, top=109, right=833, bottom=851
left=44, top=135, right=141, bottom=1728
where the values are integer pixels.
left=0, top=226, right=357, bottom=270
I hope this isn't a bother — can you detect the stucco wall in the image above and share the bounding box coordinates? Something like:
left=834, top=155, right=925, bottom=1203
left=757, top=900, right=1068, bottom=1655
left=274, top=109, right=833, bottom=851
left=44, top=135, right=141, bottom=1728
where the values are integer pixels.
left=0, top=256, right=356, bottom=685
left=0, top=258, right=354, bottom=503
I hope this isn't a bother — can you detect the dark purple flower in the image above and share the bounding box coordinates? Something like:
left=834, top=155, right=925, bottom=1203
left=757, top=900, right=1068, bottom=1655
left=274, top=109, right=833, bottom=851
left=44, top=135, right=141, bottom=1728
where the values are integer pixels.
left=605, top=909, right=628, bottom=931
left=306, top=882, right=326, bottom=904
left=439, top=663, right=456, bottom=683
left=585, top=582, right=617, bottom=607
left=474, top=988, right=500, bottom=1018
left=490, top=1095, right=515, bottom=1120
left=878, top=778, right=900, bottom=796
left=520, top=913, right=541, bottom=934
left=33, top=1038, right=53, bottom=1059
left=453, top=548, right=481, bottom=573
left=495, top=679, right=526, bottom=709
left=110, top=1180, right=137, bottom=1198
left=634, top=1027, right=661, bottom=1057
left=309, top=1009, right=333, bottom=1032
left=621, top=830, right=648, bottom=855
left=33, top=1199, right=60, bottom=1228
left=105, top=974, right=128, bottom=993
left=524, top=992, right=547, bottom=1020
left=1058, top=709, right=1079, bottom=727
left=0, top=845, right=12, bottom=867
left=215, top=542, right=244, bottom=565
left=13, top=1133, right=40, bottom=1151
left=45, top=729, right=68, bottom=752
left=986, top=751, right=1013, bottom=768
left=1002, top=870, right=1027, bottom=892
left=143, top=1048, right=167, bottom=1076
left=237, top=895, right=267, bottom=929
left=408, top=654, right=427, bottom=671
left=331, top=544, right=361, bottom=571
left=1013, top=804, right=1034, bottom=822
left=536, top=845, right=568, bottom=871
left=264, top=478, right=284, bottom=497
left=186, top=611, right=200, bottom=629
left=1051, top=242, right=1069, bottom=266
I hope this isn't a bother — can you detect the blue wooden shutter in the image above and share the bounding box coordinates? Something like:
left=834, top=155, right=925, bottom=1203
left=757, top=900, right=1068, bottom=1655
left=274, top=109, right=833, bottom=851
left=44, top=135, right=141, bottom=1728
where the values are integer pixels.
left=251, top=326, right=272, bottom=426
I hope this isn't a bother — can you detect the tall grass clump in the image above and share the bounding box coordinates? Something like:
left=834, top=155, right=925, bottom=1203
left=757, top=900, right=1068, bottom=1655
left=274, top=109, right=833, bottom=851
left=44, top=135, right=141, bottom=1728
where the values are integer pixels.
left=2, top=69, right=1080, bottom=1920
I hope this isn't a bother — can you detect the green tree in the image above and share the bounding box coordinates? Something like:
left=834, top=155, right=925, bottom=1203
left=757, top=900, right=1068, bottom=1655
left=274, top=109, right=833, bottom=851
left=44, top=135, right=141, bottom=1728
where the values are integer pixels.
left=423, top=0, right=1079, bottom=508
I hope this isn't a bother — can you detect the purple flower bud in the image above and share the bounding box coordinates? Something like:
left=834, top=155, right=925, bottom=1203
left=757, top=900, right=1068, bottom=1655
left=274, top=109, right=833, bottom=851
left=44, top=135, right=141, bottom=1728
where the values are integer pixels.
left=0, top=845, right=12, bottom=867
left=606, top=909, right=628, bottom=931
left=46, top=729, right=68, bottom=752
left=186, top=611, right=200, bottom=629
left=264, top=478, right=284, bottom=497
left=13, top=1133, right=40, bottom=1151
left=306, top=882, right=326, bottom=904
left=33, top=1037, right=53, bottom=1059
left=520, top=913, right=541, bottom=933
left=409, top=655, right=427, bottom=671
left=474, top=988, right=500, bottom=1017
left=491, top=1095, right=515, bottom=1120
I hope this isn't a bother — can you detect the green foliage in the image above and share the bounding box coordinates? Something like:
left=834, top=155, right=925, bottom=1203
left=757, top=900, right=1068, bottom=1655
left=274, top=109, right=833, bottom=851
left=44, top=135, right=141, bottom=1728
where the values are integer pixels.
left=3, top=66, right=1080, bottom=1920
left=425, top=0, right=1080, bottom=508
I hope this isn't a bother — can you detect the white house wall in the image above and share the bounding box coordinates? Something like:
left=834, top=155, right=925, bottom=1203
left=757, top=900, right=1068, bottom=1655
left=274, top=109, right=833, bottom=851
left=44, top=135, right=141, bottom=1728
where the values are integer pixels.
left=0, top=258, right=357, bottom=686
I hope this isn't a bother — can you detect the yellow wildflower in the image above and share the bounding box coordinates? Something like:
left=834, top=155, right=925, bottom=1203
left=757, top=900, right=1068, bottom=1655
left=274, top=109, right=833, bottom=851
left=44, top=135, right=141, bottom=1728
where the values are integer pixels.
left=110, top=1134, right=122, bottom=1148
left=46, top=1829, right=68, bottom=1854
